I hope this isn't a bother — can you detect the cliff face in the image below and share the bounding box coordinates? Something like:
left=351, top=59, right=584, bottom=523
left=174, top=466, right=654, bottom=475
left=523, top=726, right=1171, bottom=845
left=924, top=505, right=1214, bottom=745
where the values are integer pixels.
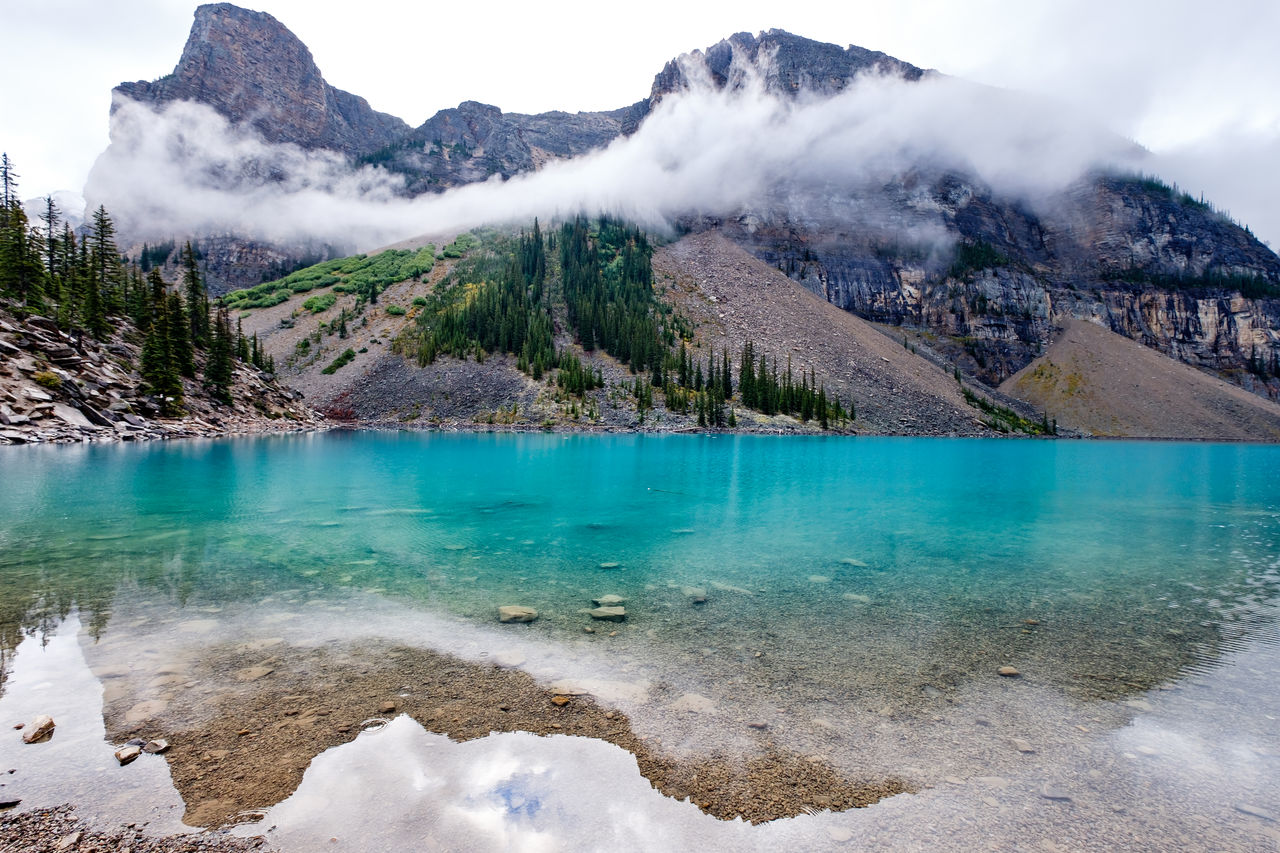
left=115, top=3, right=408, bottom=157
left=366, top=100, right=649, bottom=194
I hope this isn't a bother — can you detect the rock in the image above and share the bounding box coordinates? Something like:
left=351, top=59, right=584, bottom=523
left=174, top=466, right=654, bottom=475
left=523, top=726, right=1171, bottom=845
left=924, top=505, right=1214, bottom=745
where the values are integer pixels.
left=591, top=594, right=626, bottom=606
left=807, top=575, right=831, bottom=584
left=1011, top=737, right=1036, bottom=753
left=551, top=696, right=571, bottom=707
left=747, top=721, right=769, bottom=730
left=378, top=701, right=396, bottom=714
left=125, top=737, right=146, bottom=747
left=670, top=693, right=717, bottom=713
left=21, top=715, right=55, bottom=743
left=681, top=586, right=708, bottom=604
left=234, top=665, right=274, bottom=682
left=56, top=831, right=82, bottom=849
left=0, top=798, right=20, bottom=809
left=114, top=744, right=142, bottom=765
left=825, top=826, right=853, bottom=843
left=1235, top=804, right=1277, bottom=822
left=498, top=605, right=538, bottom=623
left=1038, top=782, right=1071, bottom=801
left=51, top=403, right=93, bottom=428
left=598, top=562, right=620, bottom=570
left=21, top=386, right=53, bottom=402
left=997, top=666, right=1021, bottom=677
left=142, top=739, right=170, bottom=754
left=588, top=606, right=626, bottom=622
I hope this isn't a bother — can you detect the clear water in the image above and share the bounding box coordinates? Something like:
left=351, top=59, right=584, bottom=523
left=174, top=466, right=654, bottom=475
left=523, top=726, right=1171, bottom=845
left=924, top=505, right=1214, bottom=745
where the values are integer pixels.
left=2, top=432, right=1279, bottom=849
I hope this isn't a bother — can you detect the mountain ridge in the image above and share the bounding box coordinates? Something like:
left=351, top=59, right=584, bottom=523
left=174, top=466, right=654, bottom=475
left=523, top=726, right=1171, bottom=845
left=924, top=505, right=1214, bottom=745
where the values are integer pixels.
left=96, top=4, right=1280, bottom=406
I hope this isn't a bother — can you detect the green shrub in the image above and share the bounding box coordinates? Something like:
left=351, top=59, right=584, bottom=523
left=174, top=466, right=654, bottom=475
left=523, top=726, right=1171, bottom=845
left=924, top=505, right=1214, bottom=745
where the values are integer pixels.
left=412, top=296, right=428, bottom=307
left=321, top=348, right=357, bottom=375
left=386, top=304, right=407, bottom=316
left=302, top=293, right=338, bottom=313
left=33, top=371, right=61, bottom=390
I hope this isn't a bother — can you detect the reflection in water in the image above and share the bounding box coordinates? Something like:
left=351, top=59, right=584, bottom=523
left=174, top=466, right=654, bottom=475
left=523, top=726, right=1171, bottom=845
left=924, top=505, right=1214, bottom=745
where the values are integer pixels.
left=0, top=434, right=1278, bottom=847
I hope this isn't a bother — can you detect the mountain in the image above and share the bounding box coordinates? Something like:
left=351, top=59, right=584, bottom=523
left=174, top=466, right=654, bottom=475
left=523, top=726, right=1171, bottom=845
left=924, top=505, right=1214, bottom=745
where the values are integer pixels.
left=93, top=5, right=1280, bottom=413
left=116, top=3, right=408, bottom=157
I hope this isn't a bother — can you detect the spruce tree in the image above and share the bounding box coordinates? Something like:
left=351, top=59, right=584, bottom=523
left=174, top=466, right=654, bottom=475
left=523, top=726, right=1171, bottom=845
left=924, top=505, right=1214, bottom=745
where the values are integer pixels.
left=182, top=242, right=209, bottom=347
left=204, top=308, right=235, bottom=404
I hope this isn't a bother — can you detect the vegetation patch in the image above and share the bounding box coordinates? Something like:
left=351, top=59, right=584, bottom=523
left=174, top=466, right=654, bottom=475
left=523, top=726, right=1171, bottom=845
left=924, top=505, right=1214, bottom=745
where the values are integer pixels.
left=302, top=293, right=337, bottom=314
left=321, top=348, right=357, bottom=375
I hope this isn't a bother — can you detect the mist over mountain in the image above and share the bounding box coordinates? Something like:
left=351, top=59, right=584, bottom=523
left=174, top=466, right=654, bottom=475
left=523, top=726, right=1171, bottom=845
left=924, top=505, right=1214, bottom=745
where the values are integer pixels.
left=81, top=2, right=1280, bottom=400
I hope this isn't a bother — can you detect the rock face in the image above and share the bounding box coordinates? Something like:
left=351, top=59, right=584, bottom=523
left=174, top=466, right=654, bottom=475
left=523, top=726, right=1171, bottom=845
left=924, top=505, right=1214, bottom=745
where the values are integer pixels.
left=0, top=302, right=325, bottom=447
left=115, top=3, right=408, bottom=158
left=649, top=29, right=925, bottom=105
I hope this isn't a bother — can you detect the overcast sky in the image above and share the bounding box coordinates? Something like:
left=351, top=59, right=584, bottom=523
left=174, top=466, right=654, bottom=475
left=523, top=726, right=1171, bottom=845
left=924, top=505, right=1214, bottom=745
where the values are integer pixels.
left=5, top=0, right=1279, bottom=244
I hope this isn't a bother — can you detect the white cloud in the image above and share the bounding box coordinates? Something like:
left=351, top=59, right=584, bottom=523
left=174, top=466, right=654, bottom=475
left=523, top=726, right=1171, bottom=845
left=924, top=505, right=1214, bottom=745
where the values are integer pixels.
left=84, top=61, right=1140, bottom=253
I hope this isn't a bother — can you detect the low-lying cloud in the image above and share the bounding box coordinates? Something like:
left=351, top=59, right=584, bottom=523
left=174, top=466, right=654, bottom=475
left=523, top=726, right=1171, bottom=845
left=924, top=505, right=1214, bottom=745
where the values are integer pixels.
left=85, top=52, right=1145, bottom=254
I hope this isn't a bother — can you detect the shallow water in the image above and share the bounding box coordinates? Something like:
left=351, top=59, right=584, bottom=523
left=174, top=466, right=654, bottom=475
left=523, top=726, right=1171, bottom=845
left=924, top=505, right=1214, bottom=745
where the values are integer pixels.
left=1, top=432, right=1279, bottom=849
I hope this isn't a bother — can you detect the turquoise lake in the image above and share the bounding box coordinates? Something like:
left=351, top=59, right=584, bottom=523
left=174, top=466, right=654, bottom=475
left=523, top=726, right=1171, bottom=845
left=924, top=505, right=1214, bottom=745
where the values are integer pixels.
left=1, top=432, right=1279, bottom=850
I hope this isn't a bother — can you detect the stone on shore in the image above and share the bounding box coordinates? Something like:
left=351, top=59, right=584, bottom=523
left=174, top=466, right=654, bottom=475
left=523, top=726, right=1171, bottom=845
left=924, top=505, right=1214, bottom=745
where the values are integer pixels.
left=142, top=739, right=170, bottom=754
left=498, top=605, right=538, bottom=623
left=21, top=714, right=55, bottom=743
left=114, top=744, right=142, bottom=765
left=589, top=606, right=627, bottom=622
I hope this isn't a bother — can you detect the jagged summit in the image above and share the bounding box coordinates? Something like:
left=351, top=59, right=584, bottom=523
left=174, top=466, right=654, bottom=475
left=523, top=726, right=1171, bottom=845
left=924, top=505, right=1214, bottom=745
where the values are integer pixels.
left=650, top=29, right=926, bottom=102
left=115, top=3, right=408, bottom=156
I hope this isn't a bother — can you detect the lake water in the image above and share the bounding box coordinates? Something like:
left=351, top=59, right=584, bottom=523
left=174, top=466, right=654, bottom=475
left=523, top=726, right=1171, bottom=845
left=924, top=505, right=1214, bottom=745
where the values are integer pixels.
left=1, top=432, right=1278, bottom=850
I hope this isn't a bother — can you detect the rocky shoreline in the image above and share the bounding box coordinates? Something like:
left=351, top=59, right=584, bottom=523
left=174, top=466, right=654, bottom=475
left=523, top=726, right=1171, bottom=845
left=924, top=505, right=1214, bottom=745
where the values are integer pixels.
left=0, top=306, right=327, bottom=447
left=0, top=804, right=268, bottom=852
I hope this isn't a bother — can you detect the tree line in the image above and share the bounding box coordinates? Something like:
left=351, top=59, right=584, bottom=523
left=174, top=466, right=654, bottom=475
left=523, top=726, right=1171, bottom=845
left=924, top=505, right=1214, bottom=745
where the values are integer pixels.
left=0, top=153, right=267, bottom=414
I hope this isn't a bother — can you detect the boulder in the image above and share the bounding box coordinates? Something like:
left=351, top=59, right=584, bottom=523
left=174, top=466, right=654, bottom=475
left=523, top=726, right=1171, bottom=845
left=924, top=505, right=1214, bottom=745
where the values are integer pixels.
left=589, top=606, right=626, bottom=622
left=498, top=605, right=538, bottom=623
left=21, top=714, right=55, bottom=743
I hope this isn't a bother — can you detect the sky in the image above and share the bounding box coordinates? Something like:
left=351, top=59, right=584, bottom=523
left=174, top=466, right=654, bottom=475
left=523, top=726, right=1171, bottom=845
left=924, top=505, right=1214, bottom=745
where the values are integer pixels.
left=4, top=0, right=1279, bottom=245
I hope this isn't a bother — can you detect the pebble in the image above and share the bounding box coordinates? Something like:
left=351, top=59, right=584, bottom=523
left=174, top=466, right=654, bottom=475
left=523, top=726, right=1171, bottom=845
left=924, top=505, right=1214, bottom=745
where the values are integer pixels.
left=379, top=701, right=396, bottom=714
left=997, top=666, right=1020, bottom=677
left=807, top=575, right=831, bottom=584
left=1039, top=783, right=1072, bottom=801
left=599, top=562, right=620, bottom=570
left=551, top=696, right=571, bottom=707
left=1011, top=738, right=1036, bottom=754
left=143, top=739, right=170, bottom=754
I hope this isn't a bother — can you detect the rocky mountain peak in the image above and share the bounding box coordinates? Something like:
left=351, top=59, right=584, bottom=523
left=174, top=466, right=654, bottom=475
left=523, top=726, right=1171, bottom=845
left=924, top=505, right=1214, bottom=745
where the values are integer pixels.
left=115, top=3, right=408, bottom=157
left=649, top=29, right=926, bottom=103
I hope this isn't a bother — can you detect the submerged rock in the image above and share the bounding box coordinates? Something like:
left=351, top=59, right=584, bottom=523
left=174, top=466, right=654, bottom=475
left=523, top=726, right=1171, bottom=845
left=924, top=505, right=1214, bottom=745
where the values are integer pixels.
left=498, top=605, right=538, bottom=623
left=997, top=666, right=1021, bottom=677
left=592, top=594, right=626, bottom=607
left=21, top=715, right=55, bottom=743
left=589, top=606, right=626, bottom=622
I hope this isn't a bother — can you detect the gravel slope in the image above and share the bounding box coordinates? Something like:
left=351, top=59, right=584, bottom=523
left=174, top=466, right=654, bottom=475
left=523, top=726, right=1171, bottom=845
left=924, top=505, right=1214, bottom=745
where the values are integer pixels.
left=1000, top=319, right=1280, bottom=440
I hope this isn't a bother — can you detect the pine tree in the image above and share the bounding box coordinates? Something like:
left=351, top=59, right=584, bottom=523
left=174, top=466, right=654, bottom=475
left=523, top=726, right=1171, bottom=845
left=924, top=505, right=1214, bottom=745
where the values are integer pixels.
left=165, top=288, right=195, bottom=378
left=205, top=308, right=235, bottom=404
left=182, top=242, right=210, bottom=348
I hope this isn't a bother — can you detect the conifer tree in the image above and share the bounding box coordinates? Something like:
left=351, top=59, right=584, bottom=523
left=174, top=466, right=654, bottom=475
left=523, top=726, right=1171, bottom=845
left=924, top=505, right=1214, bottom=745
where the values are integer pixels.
left=182, top=242, right=210, bottom=347
left=204, top=308, right=235, bottom=404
